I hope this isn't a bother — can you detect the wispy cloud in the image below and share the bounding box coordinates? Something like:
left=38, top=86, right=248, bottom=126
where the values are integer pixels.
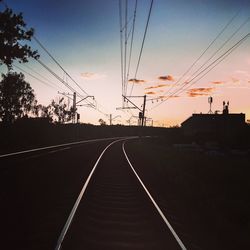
left=145, top=83, right=168, bottom=90
left=235, top=70, right=249, bottom=75
left=145, top=86, right=155, bottom=90
left=81, top=72, right=106, bottom=80
left=187, top=87, right=214, bottom=97
left=158, top=75, right=175, bottom=81
left=128, top=78, right=146, bottom=84
left=158, top=95, right=179, bottom=99
left=145, top=91, right=156, bottom=95
left=211, top=81, right=225, bottom=85
left=231, top=77, right=240, bottom=84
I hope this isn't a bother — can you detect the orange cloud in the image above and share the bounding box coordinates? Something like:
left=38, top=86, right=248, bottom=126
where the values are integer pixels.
left=231, top=77, right=240, bottom=83
left=157, top=84, right=168, bottom=88
left=81, top=72, right=95, bottom=78
left=81, top=72, right=106, bottom=80
left=145, top=86, right=155, bottom=90
left=145, top=91, right=156, bottom=95
left=145, top=83, right=168, bottom=90
left=128, top=78, right=146, bottom=84
left=158, top=75, right=175, bottom=81
left=187, top=87, right=214, bottom=97
left=211, top=81, right=224, bottom=85
left=188, top=92, right=208, bottom=97
left=158, top=95, right=179, bottom=99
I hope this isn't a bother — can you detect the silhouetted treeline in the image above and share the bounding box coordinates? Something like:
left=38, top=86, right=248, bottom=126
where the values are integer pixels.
left=0, top=118, right=171, bottom=153
left=1, top=117, right=249, bottom=154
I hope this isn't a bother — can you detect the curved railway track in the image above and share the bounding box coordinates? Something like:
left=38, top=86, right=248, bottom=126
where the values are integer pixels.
left=56, top=138, right=186, bottom=250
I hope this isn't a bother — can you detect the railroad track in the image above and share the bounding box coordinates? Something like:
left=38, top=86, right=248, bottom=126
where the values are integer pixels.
left=56, top=138, right=186, bottom=250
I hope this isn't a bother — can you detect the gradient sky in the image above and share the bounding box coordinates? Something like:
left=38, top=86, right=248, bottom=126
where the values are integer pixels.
left=1, top=0, right=250, bottom=126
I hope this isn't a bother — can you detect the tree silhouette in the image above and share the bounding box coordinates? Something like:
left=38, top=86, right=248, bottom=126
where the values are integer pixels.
left=0, top=7, right=39, bottom=70
left=0, top=6, right=40, bottom=124
left=50, top=98, right=74, bottom=123
left=98, top=118, right=106, bottom=126
left=0, top=72, right=36, bottom=123
left=32, top=102, right=53, bottom=122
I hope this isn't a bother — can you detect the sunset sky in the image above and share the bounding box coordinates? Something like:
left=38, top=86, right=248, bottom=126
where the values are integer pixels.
left=1, top=0, right=250, bottom=126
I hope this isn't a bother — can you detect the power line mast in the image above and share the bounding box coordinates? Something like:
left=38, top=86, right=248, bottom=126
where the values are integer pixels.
left=73, top=92, right=76, bottom=123
left=208, top=96, right=213, bottom=114
left=117, top=95, right=147, bottom=127
left=58, top=92, right=95, bottom=124
left=108, top=114, right=121, bottom=125
left=141, top=95, right=146, bottom=126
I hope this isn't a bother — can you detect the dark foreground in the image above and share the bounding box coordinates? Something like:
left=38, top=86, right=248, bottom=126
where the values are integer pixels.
left=0, top=134, right=249, bottom=249
left=126, top=138, right=250, bottom=249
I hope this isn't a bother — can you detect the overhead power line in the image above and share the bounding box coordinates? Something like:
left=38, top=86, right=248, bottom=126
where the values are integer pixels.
left=32, top=36, right=89, bottom=96
left=32, top=38, right=110, bottom=116
left=124, top=0, right=128, bottom=97
left=150, top=10, right=249, bottom=108
left=13, top=64, right=57, bottom=90
left=151, top=33, right=250, bottom=110
left=181, top=15, right=250, bottom=88
left=21, top=63, right=66, bottom=91
left=32, top=35, right=110, bottom=115
left=173, top=33, right=250, bottom=98
left=119, top=0, right=125, bottom=97
left=130, top=0, right=154, bottom=96
left=2, top=0, right=109, bottom=120
left=163, top=9, right=241, bottom=97
left=36, top=59, right=78, bottom=95
left=126, top=0, right=138, bottom=96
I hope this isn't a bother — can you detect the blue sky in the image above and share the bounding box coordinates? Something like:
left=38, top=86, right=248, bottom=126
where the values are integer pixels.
left=1, top=0, right=250, bottom=125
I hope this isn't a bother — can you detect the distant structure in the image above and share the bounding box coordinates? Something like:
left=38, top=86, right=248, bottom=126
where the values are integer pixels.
left=181, top=100, right=246, bottom=136
left=222, top=101, right=229, bottom=114
left=208, top=96, right=213, bottom=114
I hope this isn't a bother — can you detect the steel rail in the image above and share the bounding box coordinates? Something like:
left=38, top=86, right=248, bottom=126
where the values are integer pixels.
left=0, top=136, right=132, bottom=159
left=54, top=137, right=138, bottom=250
left=122, top=141, right=187, bottom=250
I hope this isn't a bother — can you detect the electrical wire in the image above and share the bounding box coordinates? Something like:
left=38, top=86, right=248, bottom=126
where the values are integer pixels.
left=129, top=0, right=154, bottom=96
left=125, top=0, right=137, bottom=96
left=2, top=0, right=109, bottom=120
left=36, top=58, right=78, bottom=94
left=163, top=9, right=241, bottom=97
left=21, top=63, right=65, bottom=91
left=150, top=33, right=250, bottom=110
left=13, top=64, right=57, bottom=90
left=182, top=15, right=250, bottom=85
left=32, top=36, right=89, bottom=96
left=174, top=33, right=250, bottom=98
left=119, top=0, right=125, bottom=96
left=124, top=0, right=128, bottom=96
left=150, top=11, right=248, bottom=105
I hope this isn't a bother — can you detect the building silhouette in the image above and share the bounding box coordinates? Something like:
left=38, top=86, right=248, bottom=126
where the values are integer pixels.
left=181, top=101, right=246, bottom=136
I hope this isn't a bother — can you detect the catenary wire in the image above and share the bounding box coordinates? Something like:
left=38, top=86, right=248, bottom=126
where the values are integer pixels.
left=163, top=9, right=241, bottom=97
left=150, top=33, right=250, bottom=110
left=129, top=0, right=154, bottom=96
left=125, top=0, right=138, bottom=96
left=180, top=15, right=250, bottom=88
left=13, top=64, right=58, bottom=90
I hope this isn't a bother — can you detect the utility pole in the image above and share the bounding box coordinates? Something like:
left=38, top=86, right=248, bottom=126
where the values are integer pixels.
left=110, top=114, right=112, bottom=125
left=141, top=95, right=146, bottom=127
left=109, top=114, right=121, bottom=125
left=58, top=91, right=95, bottom=124
left=73, top=92, right=76, bottom=123
left=117, top=95, right=147, bottom=127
